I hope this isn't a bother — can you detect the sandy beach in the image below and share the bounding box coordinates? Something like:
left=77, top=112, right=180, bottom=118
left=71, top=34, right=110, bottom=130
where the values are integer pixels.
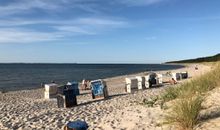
left=0, top=64, right=211, bottom=130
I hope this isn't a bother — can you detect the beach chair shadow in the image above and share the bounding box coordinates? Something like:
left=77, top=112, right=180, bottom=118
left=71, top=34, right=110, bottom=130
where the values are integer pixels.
left=108, top=93, right=127, bottom=98
left=149, top=84, right=164, bottom=89
left=78, top=99, right=106, bottom=106
left=77, top=93, right=127, bottom=106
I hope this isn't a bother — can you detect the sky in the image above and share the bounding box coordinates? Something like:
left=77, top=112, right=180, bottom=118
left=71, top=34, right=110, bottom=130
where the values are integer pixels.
left=0, top=0, right=220, bottom=63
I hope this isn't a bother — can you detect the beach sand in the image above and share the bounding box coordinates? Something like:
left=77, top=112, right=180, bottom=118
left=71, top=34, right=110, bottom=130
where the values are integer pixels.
left=194, top=87, right=220, bottom=130
left=0, top=64, right=211, bottom=130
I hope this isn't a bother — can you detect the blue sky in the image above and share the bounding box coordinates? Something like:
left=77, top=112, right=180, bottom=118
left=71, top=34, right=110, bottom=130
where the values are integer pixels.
left=0, top=0, right=220, bottom=63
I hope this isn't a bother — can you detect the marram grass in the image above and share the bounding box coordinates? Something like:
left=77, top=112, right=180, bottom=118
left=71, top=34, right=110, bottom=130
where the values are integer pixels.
left=165, top=96, right=203, bottom=130
left=163, top=63, right=220, bottom=130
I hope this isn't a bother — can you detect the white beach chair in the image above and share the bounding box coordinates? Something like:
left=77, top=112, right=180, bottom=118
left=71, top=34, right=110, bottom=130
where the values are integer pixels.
left=125, top=77, right=138, bottom=93
left=145, top=73, right=163, bottom=88
left=144, top=75, right=150, bottom=88
left=157, top=74, right=163, bottom=84
left=181, top=72, right=188, bottom=79
left=172, top=73, right=182, bottom=81
left=135, top=76, right=143, bottom=90
left=44, top=83, right=58, bottom=99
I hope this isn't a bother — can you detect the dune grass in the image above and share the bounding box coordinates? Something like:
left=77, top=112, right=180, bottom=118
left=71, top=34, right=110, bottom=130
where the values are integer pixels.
left=166, top=96, right=203, bottom=130
left=163, top=63, right=220, bottom=130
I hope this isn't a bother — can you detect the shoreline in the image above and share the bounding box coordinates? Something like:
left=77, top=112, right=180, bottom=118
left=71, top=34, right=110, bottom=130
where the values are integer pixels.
left=0, top=63, right=211, bottom=129
left=0, top=63, right=185, bottom=93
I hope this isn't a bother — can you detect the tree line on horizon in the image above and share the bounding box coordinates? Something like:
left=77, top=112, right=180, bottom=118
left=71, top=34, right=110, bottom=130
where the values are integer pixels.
left=167, top=53, right=220, bottom=63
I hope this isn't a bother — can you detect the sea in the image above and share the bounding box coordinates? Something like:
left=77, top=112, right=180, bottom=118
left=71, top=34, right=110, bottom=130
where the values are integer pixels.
left=0, top=63, right=183, bottom=91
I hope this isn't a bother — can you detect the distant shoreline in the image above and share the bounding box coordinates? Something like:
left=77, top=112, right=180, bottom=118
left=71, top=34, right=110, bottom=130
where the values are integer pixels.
left=0, top=63, right=185, bottom=93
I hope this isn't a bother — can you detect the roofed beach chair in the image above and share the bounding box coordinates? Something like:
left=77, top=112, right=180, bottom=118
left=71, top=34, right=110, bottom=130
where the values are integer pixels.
left=125, top=77, right=139, bottom=93
left=44, top=83, right=58, bottom=99
left=90, top=79, right=108, bottom=99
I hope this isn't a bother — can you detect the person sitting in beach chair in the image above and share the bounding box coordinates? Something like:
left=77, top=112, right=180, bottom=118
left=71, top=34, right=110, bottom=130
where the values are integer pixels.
left=86, top=80, right=91, bottom=90
left=81, top=79, right=91, bottom=90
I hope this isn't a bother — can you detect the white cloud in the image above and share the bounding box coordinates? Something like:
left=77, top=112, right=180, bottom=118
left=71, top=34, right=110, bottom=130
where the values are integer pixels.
left=0, top=0, right=129, bottom=44
left=115, top=0, right=167, bottom=6
left=0, top=28, right=63, bottom=43
left=0, top=16, right=128, bottom=43
left=0, top=0, right=63, bottom=16
left=76, top=18, right=126, bottom=25
left=54, top=26, right=96, bottom=35
left=0, top=0, right=169, bottom=17
left=0, top=0, right=101, bottom=16
left=0, top=17, right=128, bottom=27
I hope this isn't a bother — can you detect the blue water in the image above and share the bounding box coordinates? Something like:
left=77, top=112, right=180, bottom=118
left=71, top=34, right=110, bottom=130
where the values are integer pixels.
left=0, top=64, right=183, bottom=91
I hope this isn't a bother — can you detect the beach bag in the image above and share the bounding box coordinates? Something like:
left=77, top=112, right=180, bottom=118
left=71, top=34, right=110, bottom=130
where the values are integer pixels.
left=64, top=120, right=88, bottom=130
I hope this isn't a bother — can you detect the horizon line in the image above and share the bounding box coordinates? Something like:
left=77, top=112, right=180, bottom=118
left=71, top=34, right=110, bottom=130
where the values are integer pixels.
left=0, top=62, right=164, bottom=64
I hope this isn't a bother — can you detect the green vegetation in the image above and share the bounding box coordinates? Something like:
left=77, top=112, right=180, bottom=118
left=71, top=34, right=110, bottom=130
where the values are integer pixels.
left=166, top=96, right=203, bottom=130
left=163, top=63, right=220, bottom=130
left=162, top=63, right=220, bottom=102
left=167, top=53, right=220, bottom=63
left=161, top=86, right=180, bottom=102
left=143, top=96, right=159, bottom=107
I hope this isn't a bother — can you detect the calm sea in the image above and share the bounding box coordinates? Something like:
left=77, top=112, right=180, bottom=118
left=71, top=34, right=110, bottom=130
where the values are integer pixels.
left=0, top=64, right=183, bottom=91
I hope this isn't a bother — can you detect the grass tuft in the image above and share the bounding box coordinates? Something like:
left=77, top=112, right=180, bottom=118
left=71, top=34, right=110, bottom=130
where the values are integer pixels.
left=165, top=96, right=203, bottom=130
left=143, top=96, right=159, bottom=107
left=161, top=86, right=180, bottom=102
